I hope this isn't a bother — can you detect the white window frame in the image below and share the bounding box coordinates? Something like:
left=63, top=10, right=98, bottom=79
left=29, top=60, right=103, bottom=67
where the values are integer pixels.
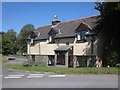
left=31, top=39, right=33, bottom=44
left=49, top=36, right=52, bottom=42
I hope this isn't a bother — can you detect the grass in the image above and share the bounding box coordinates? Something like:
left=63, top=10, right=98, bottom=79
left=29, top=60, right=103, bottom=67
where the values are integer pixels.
left=0, top=56, right=8, bottom=62
left=5, top=64, right=119, bottom=74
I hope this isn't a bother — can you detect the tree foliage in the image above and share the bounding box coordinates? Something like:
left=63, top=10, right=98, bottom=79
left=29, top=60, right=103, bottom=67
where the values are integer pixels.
left=2, top=29, right=18, bottom=55
left=2, top=24, right=35, bottom=55
left=95, top=2, right=120, bottom=66
left=17, top=24, right=35, bottom=54
left=0, top=32, right=4, bottom=53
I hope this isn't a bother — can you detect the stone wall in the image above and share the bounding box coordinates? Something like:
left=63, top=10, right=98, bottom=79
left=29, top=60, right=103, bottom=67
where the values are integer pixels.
left=34, top=55, right=48, bottom=66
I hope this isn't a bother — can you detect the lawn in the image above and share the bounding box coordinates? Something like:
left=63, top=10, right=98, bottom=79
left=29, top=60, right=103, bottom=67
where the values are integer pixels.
left=5, top=64, right=118, bottom=74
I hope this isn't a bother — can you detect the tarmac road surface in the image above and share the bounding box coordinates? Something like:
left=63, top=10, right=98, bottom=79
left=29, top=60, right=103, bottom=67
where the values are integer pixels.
left=2, top=69, right=118, bottom=88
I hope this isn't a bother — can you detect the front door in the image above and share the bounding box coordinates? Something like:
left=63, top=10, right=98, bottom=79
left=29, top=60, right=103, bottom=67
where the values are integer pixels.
left=56, top=52, right=65, bottom=65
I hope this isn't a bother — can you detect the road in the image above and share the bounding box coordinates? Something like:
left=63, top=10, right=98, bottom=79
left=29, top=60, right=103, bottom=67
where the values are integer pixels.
left=1, top=56, right=119, bottom=88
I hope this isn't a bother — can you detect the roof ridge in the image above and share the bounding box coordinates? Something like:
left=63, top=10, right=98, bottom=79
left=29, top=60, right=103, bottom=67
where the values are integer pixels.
left=33, top=30, right=39, bottom=32
left=38, top=14, right=100, bottom=29
left=61, top=14, right=100, bottom=23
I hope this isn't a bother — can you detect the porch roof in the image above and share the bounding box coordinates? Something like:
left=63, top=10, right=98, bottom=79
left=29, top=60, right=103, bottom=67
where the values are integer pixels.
left=54, top=45, right=72, bottom=52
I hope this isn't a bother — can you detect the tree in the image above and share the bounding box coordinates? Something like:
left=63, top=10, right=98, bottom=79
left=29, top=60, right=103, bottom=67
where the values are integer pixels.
left=2, top=29, right=18, bottom=55
left=17, top=24, right=35, bottom=54
left=95, top=2, right=120, bottom=66
left=0, top=32, right=4, bottom=53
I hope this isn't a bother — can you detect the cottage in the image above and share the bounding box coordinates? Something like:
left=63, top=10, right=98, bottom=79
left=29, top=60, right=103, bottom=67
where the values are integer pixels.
left=27, top=15, right=100, bottom=68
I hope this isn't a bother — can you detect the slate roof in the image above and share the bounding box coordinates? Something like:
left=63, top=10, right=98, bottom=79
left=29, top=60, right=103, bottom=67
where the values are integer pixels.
left=30, top=30, right=40, bottom=38
left=48, top=27, right=60, bottom=35
left=27, top=15, right=99, bottom=40
left=54, top=45, right=72, bottom=52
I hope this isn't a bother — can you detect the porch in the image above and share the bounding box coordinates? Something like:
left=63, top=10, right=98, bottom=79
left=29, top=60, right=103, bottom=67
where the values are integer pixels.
left=54, top=45, right=73, bottom=67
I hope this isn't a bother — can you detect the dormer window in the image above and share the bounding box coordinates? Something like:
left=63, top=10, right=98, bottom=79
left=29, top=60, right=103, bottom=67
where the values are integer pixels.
left=31, top=39, right=33, bottom=44
left=58, top=29, right=61, bottom=34
left=48, top=35, right=55, bottom=43
left=76, top=30, right=87, bottom=42
left=38, top=32, right=40, bottom=37
left=30, top=38, right=35, bottom=46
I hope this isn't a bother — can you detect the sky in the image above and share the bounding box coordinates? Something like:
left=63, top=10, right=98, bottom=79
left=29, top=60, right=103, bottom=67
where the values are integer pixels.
left=2, top=2, right=100, bottom=34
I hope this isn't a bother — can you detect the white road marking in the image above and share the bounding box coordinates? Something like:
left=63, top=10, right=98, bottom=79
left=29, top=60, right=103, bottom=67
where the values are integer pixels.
left=27, top=76, right=43, bottom=78
left=4, top=74, right=24, bottom=79
left=29, top=74, right=44, bottom=76
left=27, top=74, right=44, bottom=78
left=48, top=75, right=66, bottom=78
left=3, top=74, right=66, bottom=79
left=4, top=76, right=22, bottom=79
left=8, top=75, right=24, bottom=77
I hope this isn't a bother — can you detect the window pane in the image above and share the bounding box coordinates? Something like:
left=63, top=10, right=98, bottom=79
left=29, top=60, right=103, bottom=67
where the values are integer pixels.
left=77, top=32, right=81, bottom=40
left=82, top=31, right=87, bottom=41
left=82, top=31, right=86, bottom=39
left=48, top=55, right=54, bottom=66
left=49, top=36, right=52, bottom=42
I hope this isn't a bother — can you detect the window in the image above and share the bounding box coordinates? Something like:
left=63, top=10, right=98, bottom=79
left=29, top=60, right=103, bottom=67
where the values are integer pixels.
left=48, top=55, right=55, bottom=66
left=76, top=32, right=81, bottom=40
left=82, top=31, right=87, bottom=41
left=31, top=55, right=35, bottom=62
left=58, top=29, right=61, bottom=34
left=76, top=30, right=87, bottom=42
left=38, top=32, right=40, bottom=37
left=30, top=39, right=35, bottom=46
left=48, top=36, right=55, bottom=43
left=76, top=56, right=87, bottom=67
left=31, top=39, right=33, bottom=44
left=48, top=36, right=52, bottom=42
left=76, top=55, right=96, bottom=67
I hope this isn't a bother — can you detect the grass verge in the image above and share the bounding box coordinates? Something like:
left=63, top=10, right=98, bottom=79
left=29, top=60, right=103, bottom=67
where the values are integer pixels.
left=0, top=56, right=8, bottom=62
left=5, top=64, right=118, bottom=74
